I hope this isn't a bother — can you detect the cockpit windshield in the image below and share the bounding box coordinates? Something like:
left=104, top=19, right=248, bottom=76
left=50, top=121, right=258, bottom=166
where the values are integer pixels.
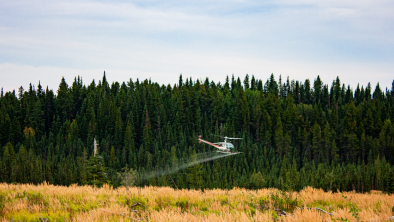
left=225, top=143, right=234, bottom=149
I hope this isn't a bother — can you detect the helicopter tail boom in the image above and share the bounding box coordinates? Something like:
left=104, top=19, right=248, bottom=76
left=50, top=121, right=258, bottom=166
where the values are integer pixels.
left=198, top=135, right=220, bottom=148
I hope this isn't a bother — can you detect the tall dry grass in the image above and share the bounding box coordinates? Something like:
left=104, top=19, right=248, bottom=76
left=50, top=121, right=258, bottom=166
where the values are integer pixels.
left=0, top=183, right=393, bottom=221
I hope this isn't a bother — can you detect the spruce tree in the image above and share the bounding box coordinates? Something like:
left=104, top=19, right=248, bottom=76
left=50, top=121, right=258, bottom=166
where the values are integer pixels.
left=87, top=152, right=109, bottom=188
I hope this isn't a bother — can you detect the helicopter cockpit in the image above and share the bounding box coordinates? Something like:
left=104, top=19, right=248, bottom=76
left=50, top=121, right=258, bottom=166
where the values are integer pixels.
left=225, top=143, right=234, bottom=149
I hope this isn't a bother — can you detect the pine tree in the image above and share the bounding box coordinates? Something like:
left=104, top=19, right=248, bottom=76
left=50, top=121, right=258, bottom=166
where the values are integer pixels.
left=17, top=145, right=27, bottom=183
left=56, top=77, right=73, bottom=119
left=110, top=146, right=117, bottom=168
left=114, top=109, right=123, bottom=149
left=275, top=117, right=284, bottom=156
left=3, top=142, right=16, bottom=183
left=78, top=148, right=88, bottom=185
left=304, top=79, right=311, bottom=104
left=249, top=171, right=265, bottom=189
left=312, top=122, right=321, bottom=164
left=313, top=76, right=323, bottom=104
left=187, top=150, right=202, bottom=189
left=87, top=153, right=110, bottom=188
left=116, top=164, right=136, bottom=188
left=331, top=139, right=339, bottom=164
left=268, top=74, right=278, bottom=96
left=279, top=155, right=288, bottom=190
left=251, top=75, right=256, bottom=90
left=243, top=74, right=250, bottom=89
left=290, top=158, right=299, bottom=190
left=1, top=72, right=394, bottom=192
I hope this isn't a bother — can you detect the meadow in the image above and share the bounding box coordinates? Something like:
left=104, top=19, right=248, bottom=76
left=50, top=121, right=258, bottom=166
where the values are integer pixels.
left=0, top=182, right=393, bottom=221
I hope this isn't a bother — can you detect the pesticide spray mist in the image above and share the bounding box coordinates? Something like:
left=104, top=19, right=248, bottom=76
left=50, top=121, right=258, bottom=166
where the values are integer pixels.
left=138, top=151, right=239, bottom=182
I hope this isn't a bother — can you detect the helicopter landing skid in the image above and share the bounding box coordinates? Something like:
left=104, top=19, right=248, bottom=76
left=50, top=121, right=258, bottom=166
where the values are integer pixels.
left=216, top=151, right=242, bottom=155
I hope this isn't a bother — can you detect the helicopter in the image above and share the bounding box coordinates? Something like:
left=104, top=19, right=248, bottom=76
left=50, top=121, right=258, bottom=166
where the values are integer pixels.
left=198, top=135, right=242, bottom=154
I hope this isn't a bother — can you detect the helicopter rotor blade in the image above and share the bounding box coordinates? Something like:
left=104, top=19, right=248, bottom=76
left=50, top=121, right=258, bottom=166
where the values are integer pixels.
left=227, top=137, right=243, bottom=140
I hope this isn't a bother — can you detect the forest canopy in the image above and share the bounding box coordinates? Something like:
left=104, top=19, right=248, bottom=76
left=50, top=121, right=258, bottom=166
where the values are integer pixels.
left=1, top=73, right=394, bottom=192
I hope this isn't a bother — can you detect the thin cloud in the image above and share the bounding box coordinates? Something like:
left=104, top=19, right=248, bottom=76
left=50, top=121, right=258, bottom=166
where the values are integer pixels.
left=0, top=0, right=393, bottom=92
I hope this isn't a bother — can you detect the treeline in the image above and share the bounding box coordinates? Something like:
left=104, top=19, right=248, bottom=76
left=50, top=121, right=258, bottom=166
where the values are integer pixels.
left=1, top=73, right=394, bottom=192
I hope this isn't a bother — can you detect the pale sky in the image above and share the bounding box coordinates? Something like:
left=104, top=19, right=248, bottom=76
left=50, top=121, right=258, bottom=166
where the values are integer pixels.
left=1, top=0, right=393, bottom=93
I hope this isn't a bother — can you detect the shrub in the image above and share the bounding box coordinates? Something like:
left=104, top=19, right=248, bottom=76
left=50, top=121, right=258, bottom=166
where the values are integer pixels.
left=0, top=193, right=6, bottom=215
left=258, top=191, right=302, bottom=213
left=176, top=200, right=189, bottom=212
left=26, top=192, right=48, bottom=208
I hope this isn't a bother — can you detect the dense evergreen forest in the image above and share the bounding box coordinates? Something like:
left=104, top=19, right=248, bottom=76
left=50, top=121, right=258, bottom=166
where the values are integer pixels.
left=1, top=73, right=394, bottom=193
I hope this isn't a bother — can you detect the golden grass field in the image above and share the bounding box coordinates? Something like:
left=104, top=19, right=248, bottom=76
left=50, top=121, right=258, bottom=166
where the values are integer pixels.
left=0, top=182, right=393, bottom=221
